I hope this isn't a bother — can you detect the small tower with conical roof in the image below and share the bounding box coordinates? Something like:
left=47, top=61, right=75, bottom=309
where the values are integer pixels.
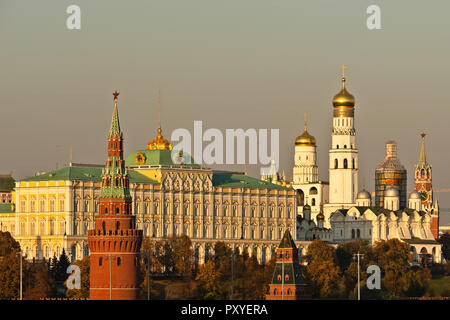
left=266, top=230, right=310, bottom=300
left=414, top=132, right=439, bottom=239
left=293, top=114, right=318, bottom=185
left=88, top=91, right=143, bottom=300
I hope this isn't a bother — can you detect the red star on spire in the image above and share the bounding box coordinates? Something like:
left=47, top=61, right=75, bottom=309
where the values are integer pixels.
left=113, top=90, right=120, bottom=100
left=421, top=132, right=426, bottom=139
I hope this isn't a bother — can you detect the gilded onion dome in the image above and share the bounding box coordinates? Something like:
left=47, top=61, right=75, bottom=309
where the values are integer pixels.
left=147, top=89, right=173, bottom=151
left=332, top=65, right=355, bottom=117
left=317, top=212, right=325, bottom=221
left=295, top=114, right=316, bottom=146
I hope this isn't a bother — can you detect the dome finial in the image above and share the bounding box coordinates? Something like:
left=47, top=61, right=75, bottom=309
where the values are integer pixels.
left=341, top=65, right=347, bottom=89
left=304, top=113, right=307, bottom=131
left=146, top=88, right=173, bottom=150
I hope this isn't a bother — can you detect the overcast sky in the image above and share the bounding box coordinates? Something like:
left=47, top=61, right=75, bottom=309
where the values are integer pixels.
left=1, top=1, right=450, bottom=219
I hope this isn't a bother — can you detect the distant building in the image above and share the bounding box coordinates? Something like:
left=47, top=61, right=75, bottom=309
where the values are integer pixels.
left=266, top=230, right=310, bottom=300
left=375, top=141, right=407, bottom=209
left=0, top=172, right=15, bottom=204
left=296, top=204, right=332, bottom=241
left=330, top=187, right=442, bottom=264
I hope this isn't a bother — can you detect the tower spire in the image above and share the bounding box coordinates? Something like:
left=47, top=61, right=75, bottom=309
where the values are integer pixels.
left=419, top=132, right=428, bottom=166
left=109, top=90, right=122, bottom=138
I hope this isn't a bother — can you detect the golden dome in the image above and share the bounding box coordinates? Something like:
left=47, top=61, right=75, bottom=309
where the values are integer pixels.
left=147, top=126, right=172, bottom=151
left=332, top=87, right=355, bottom=108
left=317, top=212, right=325, bottom=220
left=332, top=65, right=355, bottom=117
left=147, top=88, right=173, bottom=151
left=295, top=114, right=316, bottom=146
left=295, top=130, right=316, bottom=146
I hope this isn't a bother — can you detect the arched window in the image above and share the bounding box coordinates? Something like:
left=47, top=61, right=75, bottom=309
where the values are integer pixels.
left=274, top=288, right=278, bottom=295
left=344, top=145, right=347, bottom=149
left=421, top=169, right=425, bottom=178
left=287, top=288, right=292, bottom=295
left=104, top=207, right=108, bottom=214
left=99, top=257, right=103, bottom=266
left=344, top=159, right=348, bottom=169
left=116, top=207, right=120, bottom=214
left=357, top=229, right=361, bottom=238
left=116, top=221, right=120, bottom=230
left=334, top=159, right=338, bottom=169
left=351, top=229, right=355, bottom=239
left=352, top=158, right=355, bottom=169
left=312, top=198, right=316, bottom=206
left=102, top=221, right=106, bottom=232
left=310, top=187, right=318, bottom=195
left=117, top=257, right=121, bottom=266
left=337, top=145, right=339, bottom=149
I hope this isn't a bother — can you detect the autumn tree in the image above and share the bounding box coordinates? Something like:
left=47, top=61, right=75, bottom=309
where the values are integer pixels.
left=66, top=257, right=90, bottom=299
left=304, top=239, right=345, bottom=298
left=0, top=231, right=22, bottom=299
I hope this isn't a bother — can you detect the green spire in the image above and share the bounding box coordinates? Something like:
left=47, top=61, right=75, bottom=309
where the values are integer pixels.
left=109, top=90, right=123, bottom=138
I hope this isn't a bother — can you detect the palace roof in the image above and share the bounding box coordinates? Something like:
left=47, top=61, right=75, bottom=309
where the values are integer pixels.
left=0, top=174, right=15, bottom=192
left=21, top=166, right=158, bottom=184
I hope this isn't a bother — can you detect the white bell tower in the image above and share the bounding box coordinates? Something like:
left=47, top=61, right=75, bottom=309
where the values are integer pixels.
left=328, top=65, right=358, bottom=205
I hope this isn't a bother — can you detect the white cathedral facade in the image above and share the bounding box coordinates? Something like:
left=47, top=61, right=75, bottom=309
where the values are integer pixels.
left=291, top=66, right=442, bottom=263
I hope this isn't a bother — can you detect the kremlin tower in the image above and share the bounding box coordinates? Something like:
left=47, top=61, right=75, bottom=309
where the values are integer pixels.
left=266, top=230, right=310, bottom=300
left=88, top=91, right=143, bottom=300
left=414, top=132, right=439, bottom=239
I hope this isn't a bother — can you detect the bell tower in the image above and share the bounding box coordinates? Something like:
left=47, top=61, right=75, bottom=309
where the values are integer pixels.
left=328, top=65, right=358, bottom=205
left=88, top=91, right=143, bottom=300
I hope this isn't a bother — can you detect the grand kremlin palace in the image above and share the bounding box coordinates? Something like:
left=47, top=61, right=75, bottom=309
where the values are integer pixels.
left=0, top=98, right=298, bottom=263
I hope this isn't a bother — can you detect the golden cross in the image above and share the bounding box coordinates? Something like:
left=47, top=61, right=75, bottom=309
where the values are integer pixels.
left=342, top=65, right=347, bottom=78
left=304, top=113, right=307, bottom=131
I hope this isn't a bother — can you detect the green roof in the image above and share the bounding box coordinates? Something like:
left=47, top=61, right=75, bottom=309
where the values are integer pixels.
left=125, top=149, right=199, bottom=168
left=212, top=173, right=291, bottom=191
left=20, top=166, right=158, bottom=185
left=278, top=230, right=297, bottom=249
left=0, top=203, right=15, bottom=213
left=0, top=175, right=15, bottom=192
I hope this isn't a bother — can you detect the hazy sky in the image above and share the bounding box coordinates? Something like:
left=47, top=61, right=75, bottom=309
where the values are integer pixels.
left=1, top=1, right=450, bottom=217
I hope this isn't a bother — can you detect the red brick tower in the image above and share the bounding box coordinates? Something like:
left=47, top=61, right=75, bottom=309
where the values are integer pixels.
left=266, top=230, right=310, bottom=300
left=414, top=132, right=439, bottom=239
left=88, top=91, right=143, bottom=300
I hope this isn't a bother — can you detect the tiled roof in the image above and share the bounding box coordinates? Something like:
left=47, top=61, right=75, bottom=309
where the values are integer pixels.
left=20, top=166, right=158, bottom=184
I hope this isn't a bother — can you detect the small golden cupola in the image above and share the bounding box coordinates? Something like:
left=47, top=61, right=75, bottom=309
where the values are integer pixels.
left=295, top=114, right=316, bottom=146
left=332, top=65, right=355, bottom=117
left=147, top=89, right=173, bottom=151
